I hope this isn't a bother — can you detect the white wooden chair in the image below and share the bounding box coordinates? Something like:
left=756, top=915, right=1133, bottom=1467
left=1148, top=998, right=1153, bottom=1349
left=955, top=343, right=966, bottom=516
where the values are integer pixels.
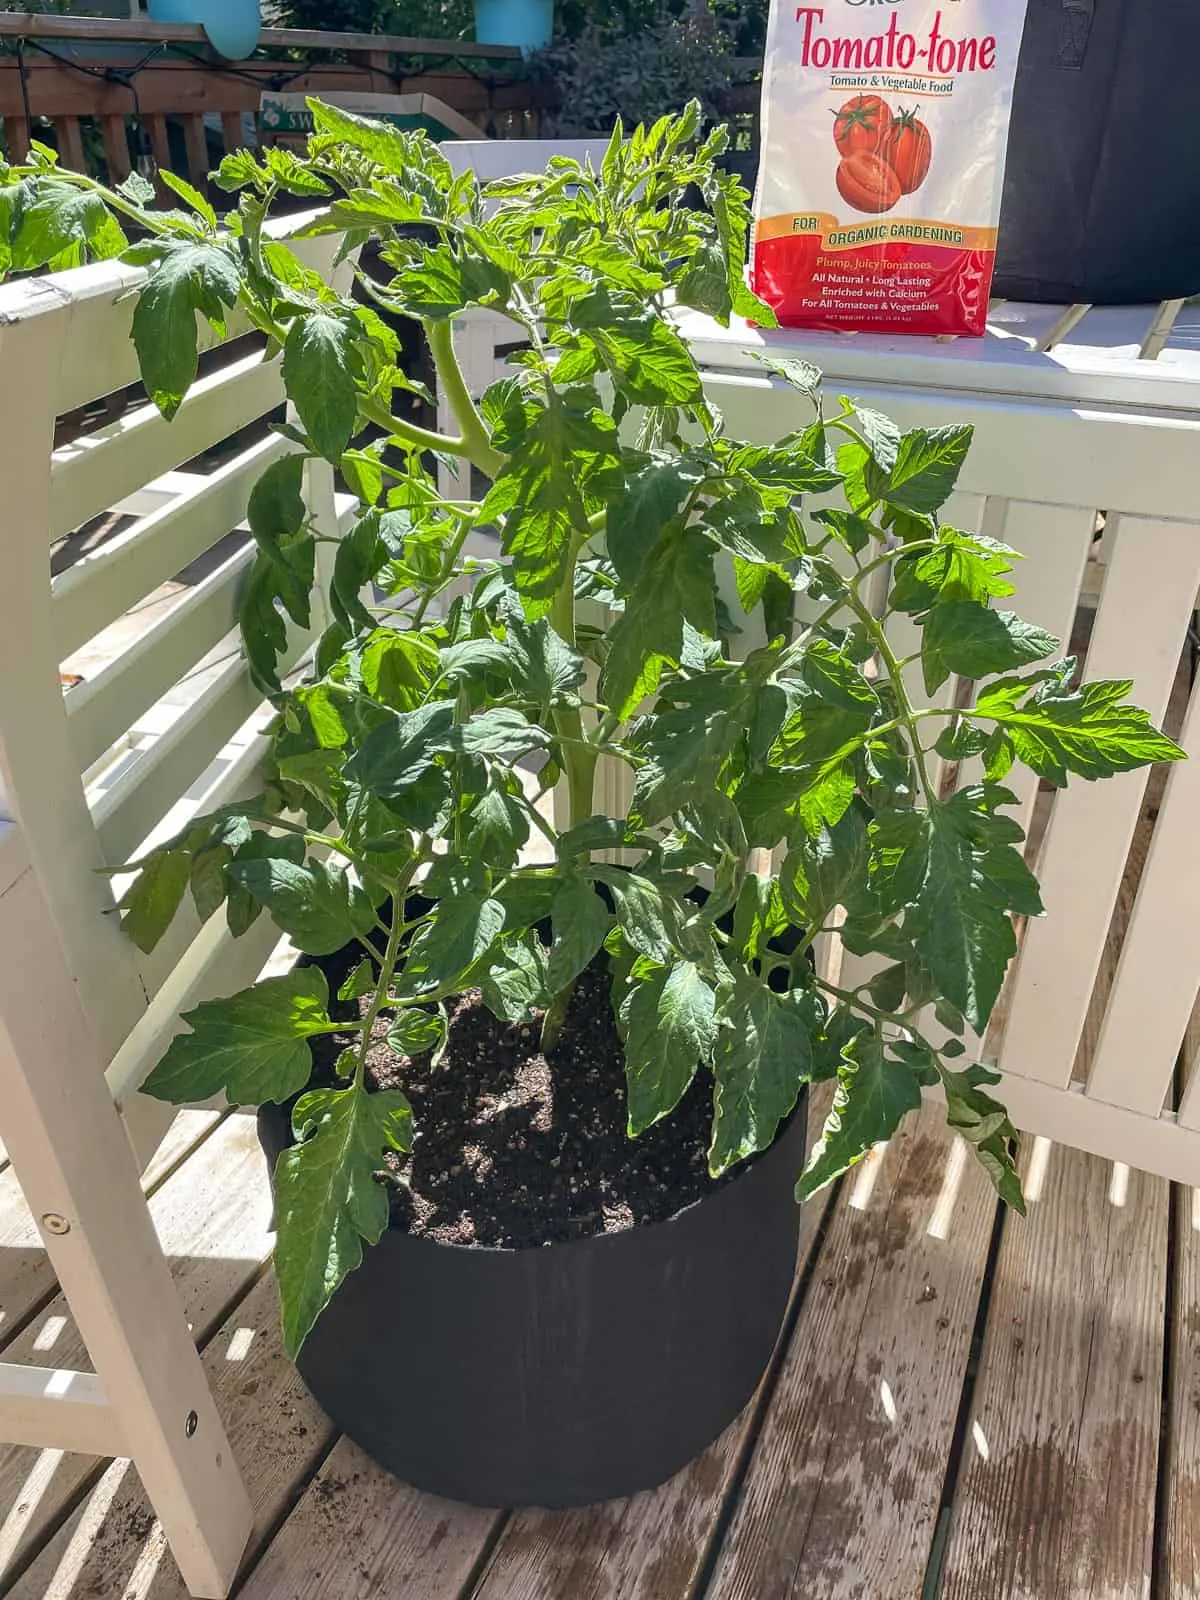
left=0, top=223, right=355, bottom=1595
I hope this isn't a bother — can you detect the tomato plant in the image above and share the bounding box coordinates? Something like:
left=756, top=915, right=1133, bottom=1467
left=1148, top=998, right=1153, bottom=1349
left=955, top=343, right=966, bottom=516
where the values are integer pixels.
left=882, top=107, right=933, bottom=196
left=0, top=104, right=1184, bottom=1360
left=836, top=149, right=902, bottom=214
left=832, top=94, right=891, bottom=157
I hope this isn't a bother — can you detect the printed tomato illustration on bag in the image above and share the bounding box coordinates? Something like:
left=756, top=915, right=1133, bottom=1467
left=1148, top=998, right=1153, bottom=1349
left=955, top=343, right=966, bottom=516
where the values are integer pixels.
left=832, top=93, right=891, bottom=156
left=835, top=149, right=902, bottom=214
left=882, top=108, right=933, bottom=195
left=834, top=102, right=932, bottom=214
left=752, top=1, right=1030, bottom=336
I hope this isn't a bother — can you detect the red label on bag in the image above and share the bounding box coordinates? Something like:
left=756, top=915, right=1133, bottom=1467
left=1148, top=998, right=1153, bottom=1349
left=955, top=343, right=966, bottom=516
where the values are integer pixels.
left=751, top=4, right=1028, bottom=337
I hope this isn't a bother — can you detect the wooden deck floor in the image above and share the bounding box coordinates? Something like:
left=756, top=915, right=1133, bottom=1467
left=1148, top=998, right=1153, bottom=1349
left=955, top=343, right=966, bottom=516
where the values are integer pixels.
left=0, top=1086, right=1192, bottom=1600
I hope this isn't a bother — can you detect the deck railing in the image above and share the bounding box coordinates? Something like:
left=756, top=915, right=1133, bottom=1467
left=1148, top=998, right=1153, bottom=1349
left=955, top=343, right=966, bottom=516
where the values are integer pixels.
left=0, top=14, right=545, bottom=190
left=0, top=212, right=359, bottom=1165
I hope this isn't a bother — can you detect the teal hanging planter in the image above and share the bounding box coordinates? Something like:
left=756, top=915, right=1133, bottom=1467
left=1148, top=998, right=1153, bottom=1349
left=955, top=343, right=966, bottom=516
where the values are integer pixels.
left=148, top=0, right=262, bottom=60
left=474, top=0, right=553, bottom=55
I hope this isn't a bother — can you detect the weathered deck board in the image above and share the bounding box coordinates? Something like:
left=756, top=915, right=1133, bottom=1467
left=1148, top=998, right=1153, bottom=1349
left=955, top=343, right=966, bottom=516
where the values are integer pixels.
left=140, top=1108, right=225, bottom=1193
left=236, top=1439, right=503, bottom=1600
left=939, top=1140, right=1168, bottom=1600
left=8, top=1273, right=334, bottom=1600
left=1159, top=1184, right=1200, bottom=1599
left=0, top=1112, right=273, bottom=1580
left=473, top=1086, right=838, bottom=1600
left=706, top=1100, right=998, bottom=1600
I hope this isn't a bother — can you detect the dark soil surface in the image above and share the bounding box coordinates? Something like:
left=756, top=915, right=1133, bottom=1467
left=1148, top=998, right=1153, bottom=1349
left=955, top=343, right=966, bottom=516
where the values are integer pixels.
left=306, top=952, right=741, bottom=1250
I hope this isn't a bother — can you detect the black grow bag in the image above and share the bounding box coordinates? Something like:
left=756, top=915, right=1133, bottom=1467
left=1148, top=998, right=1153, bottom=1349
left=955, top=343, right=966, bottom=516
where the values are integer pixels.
left=993, top=0, right=1200, bottom=304
left=259, top=1090, right=805, bottom=1507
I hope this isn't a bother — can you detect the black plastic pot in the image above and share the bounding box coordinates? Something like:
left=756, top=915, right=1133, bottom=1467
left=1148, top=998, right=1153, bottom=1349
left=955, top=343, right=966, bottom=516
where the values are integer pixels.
left=994, top=0, right=1200, bottom=304
left=258, top=1091, right=805, bottom=1507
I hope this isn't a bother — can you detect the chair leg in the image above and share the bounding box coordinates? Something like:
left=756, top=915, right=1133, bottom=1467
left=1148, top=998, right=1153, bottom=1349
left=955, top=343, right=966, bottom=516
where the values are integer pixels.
left=0, top=847, right=252, bottom=1598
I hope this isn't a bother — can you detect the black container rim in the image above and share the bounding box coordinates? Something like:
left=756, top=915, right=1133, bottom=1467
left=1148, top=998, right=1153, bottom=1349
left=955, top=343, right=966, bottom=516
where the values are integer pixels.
left=259, top=1088, right=807, bottom=1263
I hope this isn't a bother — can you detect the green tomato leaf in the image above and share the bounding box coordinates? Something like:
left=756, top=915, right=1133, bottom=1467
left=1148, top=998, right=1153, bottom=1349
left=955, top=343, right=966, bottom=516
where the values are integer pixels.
left=158, top=168, right=217, bottom=229
left=727, top=443, right=841, bottom=496
left=570, top=285, right=702, bottom=405
left=556, top=816, right=657, bottom=859
left=391, top=244, right=510, bottom=320
left=605, top=455, right=702, bottom=588
left=812, top=508, right=878, bottom=556
left=344, top=702, right=456, bottom=797
left=330, top=511, right=393, bottom=634
left=798, top=639, right=880, bottom=715
left=781, top=807, right=870, bottom=924
left=696, top=159, right=775, bottom=326
left=620, top=960, right=717, bottom=1137
left=547, top=876, right=611, bottom=992
left=492, top=870, right=563, bottom=934
left=735, top=761, right=857, bottom=850
left=118, top=843, right=196, bottom=954
left=875, top=425, right=972, bottom=515
left=387, top=1008, right=447, bottom=1057
left=597, top=870, right=685, bottom=965
left=142, top=968, right=332, bottom=1106
left=398, top=891, right=506, bottom=998
left=187, top=815, right=254, bottom=923
left=503, top=609, right=585, bottom=706
left=263, top=145, right=332, bottom=197
left=465, top=784, right=530, bottom=868
left=892, top=530, right=1017, bottom=612
left=600, top=528, right=717, bottom=718
left=731, top=873, right=789, bottom=963
left=224, top=832, right=307, bottom=938
left=214, top=149, right=262, bottom=193
left=852, top=404, right=902, bottom=472
left=451, top=707, right=551, bottom=760
left=307, top=97, right=454, bottom=185
left=921, top=603, right=1059, bottom=695
left=796, top=1032, right=923, bottom=1201
left=360, top=630, right=439, bottom=711
left=274, top=1081, right=412, bottom=1358
left=339, top=959, right=375, bottom=1002
left=283, top=312, right=362, bottom=463
left=752, top=353, right=823, bottom=405
left=130, top=240, right=241, bottom=419
left=482, top=389, right=620, bottom=613
left=911, top=808, right=1018, bottom=1032
left=939, top=1062, right=1025, bottom=1213
left=631, top=668, right=755, bottom=825
left=11, top=178, right=127, bottom=273
left=225, top=859, right=377, bottom=956
left=480, top=935, right=549, bottom=1023
left=710, top=980, right=813, bottom=1175
left=972, top=675, right=1186, bottom=786
left=248, top=454, right=306, bottom=549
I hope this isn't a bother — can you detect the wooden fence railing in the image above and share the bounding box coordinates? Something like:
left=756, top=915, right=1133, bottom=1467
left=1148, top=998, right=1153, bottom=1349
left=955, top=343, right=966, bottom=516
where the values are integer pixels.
left=0, top=14, right=547, bottom=190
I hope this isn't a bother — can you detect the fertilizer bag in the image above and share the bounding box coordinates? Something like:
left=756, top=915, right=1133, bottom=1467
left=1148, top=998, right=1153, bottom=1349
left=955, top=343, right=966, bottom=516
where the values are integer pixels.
left=752, top=3, right=1031, bottom=336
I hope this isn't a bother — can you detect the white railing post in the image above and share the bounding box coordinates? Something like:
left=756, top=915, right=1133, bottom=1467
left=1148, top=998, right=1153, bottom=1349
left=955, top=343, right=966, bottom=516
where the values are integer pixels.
left=0, top=827, right=252, bottom=1597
